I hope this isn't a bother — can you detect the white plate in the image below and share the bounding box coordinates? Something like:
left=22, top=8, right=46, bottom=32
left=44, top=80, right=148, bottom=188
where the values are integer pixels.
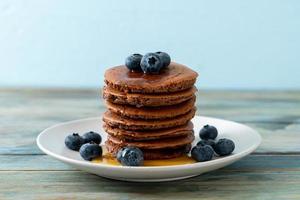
left=37, top=116, right=261, bottom=182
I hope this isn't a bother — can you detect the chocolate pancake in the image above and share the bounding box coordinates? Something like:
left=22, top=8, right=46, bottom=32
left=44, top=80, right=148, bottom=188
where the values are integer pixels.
left=103, top=122, right=194, bottom=141
left=104, top=62, right=198, bottom=94
left=107, top=132, right=194, bottom=149
left=106, top=141, right=192, bottom=160
left=103, top=85, right=197, bottom=107
left=106, top=97, right=195, bottom=119
left=102, top=107, right=196, bottom=130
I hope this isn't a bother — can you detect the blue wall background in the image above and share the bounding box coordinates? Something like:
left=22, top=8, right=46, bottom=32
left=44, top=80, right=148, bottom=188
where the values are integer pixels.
left=1, top=0, right=300, bottom=89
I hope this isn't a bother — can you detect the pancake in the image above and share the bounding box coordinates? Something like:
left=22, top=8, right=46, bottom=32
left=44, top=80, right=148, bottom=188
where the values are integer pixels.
left=106, top=97, right=195, bottom=119
left=106, top=132, right=194, bottom=150
left=102, top=107, right=196, bottom=130
left=103, top=122, right=194, bottom=141
left=104, top=62, right=198, bottom=94
left=106, top=141, right=192, bottom=160
left=103, top=85, right=197, bottom=107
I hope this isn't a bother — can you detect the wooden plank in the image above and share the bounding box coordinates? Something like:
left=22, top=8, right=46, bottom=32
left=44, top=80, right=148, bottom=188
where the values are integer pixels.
left=196, top=90, right=300, bottom=124
left=0, top=155, right=299, bottom=171
left=0, top=170, right=299, bottom=200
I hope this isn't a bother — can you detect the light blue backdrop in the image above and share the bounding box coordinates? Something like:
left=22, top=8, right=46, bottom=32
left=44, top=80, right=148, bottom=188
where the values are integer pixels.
left=1, top=0, right=300, bottom=89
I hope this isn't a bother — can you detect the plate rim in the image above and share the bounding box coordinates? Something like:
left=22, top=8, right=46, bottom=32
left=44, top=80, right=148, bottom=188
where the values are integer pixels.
left=36, top=115, right=262, bottom=171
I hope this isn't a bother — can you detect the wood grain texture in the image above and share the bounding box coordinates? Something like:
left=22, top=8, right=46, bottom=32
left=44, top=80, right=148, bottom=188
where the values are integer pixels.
left=1, top=88, right=300, bottom=199
left=1, top=171, right=300, bottom=200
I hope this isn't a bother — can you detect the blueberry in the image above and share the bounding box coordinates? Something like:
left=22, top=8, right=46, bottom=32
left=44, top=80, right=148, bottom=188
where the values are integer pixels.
left=79, top=142, right=102, bottom=161
left=214, top=138, right=235, bottom=156
left=197, top=139, right=216, bottom=148
left=64, top=133, right=84, bottom=151
left=156, top=52, right=171, bottom=68
left=117, top=146, right=144, bottom=166
left=199, top=125, right=218, bottom=140
left=82, top=131, right=102, bottom=144
left=140, top=53, right=163, bottom=74
left=125, top=53, right=143, bottom=71
left=191, top=145, right=214, bottom=162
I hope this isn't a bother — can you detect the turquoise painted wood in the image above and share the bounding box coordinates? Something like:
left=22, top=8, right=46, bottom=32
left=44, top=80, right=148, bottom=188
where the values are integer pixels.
left=0, top=89, right=299, bottom=199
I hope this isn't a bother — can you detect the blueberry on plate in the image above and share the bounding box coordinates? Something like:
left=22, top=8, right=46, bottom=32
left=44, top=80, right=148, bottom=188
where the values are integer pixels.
left=191, top=145, right=214, bottom=162
left=156, top=51, right=171, bottom=68
left=140, top=53, right=163, bottom=74
left=199, top=125, right=218, bottom=140
left=117, top=146, right=144, bottom=166
left=125, top=53, right=143, bottom=71
left=197, top=139, right=216, bottom=148
left=79, top=142, right=102, bottom=161
left=82, top=131, right=102, bottom=144
left=214, top=138, right=235, bottom=156
left=65, top=133, right=84, bottom=151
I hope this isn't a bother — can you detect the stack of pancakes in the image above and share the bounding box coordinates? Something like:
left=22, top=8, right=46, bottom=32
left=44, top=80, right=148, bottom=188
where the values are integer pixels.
left=102, top=62, right=198, bottom=159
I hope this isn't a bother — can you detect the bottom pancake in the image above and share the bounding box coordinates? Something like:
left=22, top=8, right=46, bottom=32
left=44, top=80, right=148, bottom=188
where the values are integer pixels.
left=105, top=133, right=194, bottom=160
left=106, top=133, right=194, bottom=150
left=106, top=140, right=192, bottom=160
left=103, top=122, right=194, bottom=141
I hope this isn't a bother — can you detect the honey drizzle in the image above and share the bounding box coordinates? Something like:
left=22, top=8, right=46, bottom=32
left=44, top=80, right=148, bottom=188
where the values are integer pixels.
left=92, top=146, right=196, bottom=166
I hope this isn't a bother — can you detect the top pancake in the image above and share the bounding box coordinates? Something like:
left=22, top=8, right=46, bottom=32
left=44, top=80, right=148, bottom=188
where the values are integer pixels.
left=104, top=62, right=198, bottom=94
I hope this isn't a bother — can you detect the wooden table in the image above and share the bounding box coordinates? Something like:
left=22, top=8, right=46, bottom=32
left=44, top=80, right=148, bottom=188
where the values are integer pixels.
left=1, top=88, right=300, bottom=199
